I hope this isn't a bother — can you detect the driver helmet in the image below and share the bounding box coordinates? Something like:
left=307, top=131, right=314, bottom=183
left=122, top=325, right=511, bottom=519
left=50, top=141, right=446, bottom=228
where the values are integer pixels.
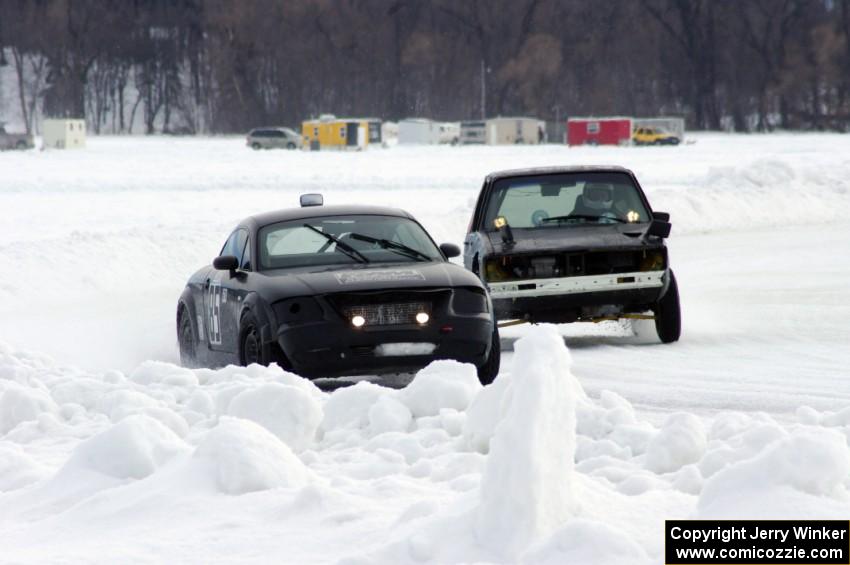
left=583, top=183, right=614, bottom=211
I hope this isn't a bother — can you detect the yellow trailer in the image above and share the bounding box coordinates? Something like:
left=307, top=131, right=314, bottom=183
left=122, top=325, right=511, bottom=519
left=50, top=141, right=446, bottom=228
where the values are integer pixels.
left=301, top=114, right=382, bottom=150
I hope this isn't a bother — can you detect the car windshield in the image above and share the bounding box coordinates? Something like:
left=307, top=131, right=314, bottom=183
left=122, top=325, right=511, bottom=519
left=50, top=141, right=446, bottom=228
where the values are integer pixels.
left=258, top=214, right=443, bottom=270
left=483, top=172, right=651, bottom=229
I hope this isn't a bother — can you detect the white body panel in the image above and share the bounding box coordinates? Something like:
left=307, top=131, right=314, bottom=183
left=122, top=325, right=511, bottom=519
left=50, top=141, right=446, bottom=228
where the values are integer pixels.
left=487, top=270, right=664, bottom=299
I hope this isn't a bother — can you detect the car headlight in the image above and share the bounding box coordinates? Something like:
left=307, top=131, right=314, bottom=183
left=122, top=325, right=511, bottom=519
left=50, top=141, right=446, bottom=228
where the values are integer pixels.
left=639, top=249, right=666, bottom=271
left=452, top=288, right=489, bottom=314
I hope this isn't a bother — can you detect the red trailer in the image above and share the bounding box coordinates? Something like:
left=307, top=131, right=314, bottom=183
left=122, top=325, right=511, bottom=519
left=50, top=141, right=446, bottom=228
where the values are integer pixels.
left=567, top=117, right=633, bottom=146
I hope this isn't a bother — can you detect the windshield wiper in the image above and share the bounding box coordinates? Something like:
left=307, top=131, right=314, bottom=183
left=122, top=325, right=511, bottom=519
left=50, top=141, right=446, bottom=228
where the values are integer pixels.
left=541, top=213, right=627, bottom=224
left=348, top=232, right=431, bottom=262
left=302, top=224, right=369, bottom=263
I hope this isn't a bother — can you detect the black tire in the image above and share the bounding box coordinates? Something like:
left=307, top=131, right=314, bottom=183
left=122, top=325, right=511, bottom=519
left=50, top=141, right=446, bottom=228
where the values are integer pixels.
left=251, top=142, right=262, bottom=150
left=653, top=271, right=681, bottom=343
left=178, top=306, right=197, bottom=367
left=477, top=323, right=501, bottom=385
left=239, top=311, right=264, bottom=366
left=16, top=140, right=28, bottom=150
left=286, top=142, right=296, bottom=150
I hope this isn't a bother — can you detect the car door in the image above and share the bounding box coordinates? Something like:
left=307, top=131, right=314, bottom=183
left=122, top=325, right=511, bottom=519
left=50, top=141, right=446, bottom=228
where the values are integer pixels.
left=221, top=233, right=256, bottom=354
left=206, top=229, right=248, bottom=354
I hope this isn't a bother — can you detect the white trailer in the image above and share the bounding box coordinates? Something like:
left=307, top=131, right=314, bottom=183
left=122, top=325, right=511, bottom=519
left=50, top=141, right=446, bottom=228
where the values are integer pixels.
left=398, top=119, right=441, bottom=145
left=381, top=121, right=398, bottom=146
left=438, top=122, right=460, bottom=145
left=633, top=117, right=686, bottom=141
left=42, top=119, right=86, bottom=149
left=485, top=117, right=543, bottom=145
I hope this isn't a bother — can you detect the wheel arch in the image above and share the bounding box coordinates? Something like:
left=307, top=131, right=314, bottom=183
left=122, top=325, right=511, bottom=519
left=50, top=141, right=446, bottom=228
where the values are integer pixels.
left=239, top=292, right=275, bottom=345
left=238, top=293, right=291, bottom=369
left=177, top=287, right=199, bottom=335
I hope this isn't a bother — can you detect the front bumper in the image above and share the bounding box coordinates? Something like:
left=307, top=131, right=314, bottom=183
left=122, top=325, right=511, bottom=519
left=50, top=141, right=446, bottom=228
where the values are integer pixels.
left=487, top=270, right=666, bottom=322
left=276, top=315, right=492, bottom=378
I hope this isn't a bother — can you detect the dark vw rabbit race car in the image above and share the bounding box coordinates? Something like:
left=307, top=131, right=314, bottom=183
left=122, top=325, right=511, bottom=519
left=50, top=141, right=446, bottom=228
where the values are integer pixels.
left=463, top=166, right=681, bottom=343
left=177, top=195, right=500, bottom=384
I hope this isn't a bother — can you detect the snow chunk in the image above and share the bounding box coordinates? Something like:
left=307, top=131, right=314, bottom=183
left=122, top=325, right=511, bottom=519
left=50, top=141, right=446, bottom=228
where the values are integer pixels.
left=0, top=382, right=59, bottom=434
left=521, top=519, right=650, bottom=565
left=63, top=414, right=188, bottom=480
left=399, top=360, right=481, bottom=418
left=321, top=381, right=388, bottom=432
left=193, top=417, right=310, bottom=495
left=130, top=360, right=198, bottom=388
left=645, top=412, right=707, bottom=474
left=368, top=395, right=412, bottom=435
left=227, top=383, right=322, bottom=452
left=699, top=429, right=850, bottom=515
left=462, top=372, right=512, bottom=453
left=476, top=325, right=577, bottom=557
left=0, top=443, right=47, bottom=491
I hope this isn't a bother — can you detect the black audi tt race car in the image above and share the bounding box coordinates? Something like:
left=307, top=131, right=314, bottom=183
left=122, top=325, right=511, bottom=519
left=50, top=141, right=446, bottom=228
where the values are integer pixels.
left=463, top=166, right=681, bottom=343
left=177, top=195, right=500, bottom=383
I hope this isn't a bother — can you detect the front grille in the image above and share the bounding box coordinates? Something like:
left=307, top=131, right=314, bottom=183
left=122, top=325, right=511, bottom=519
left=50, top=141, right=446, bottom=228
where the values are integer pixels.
left=344, top=302, right=430, bottom=326
left=328, top=290, right=448, bottom=326
left=485, top=248, right=666, bottom=281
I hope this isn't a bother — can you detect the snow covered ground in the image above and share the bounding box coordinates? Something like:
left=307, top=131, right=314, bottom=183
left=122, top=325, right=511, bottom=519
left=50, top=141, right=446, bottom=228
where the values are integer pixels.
left=1, top=134, right=849, bottom=563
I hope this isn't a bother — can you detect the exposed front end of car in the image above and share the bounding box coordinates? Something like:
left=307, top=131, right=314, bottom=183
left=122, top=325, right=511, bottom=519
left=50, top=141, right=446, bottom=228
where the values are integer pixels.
left=482, top=247, right=669, bottom=323
left=272, top=287, right=494, bottom=377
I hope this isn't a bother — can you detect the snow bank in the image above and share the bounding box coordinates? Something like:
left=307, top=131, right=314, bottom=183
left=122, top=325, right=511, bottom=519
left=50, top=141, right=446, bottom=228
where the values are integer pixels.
left=1, top=320, right=850, bottom=562
left=476, top=325, right=578, bottom=557
left=192, top=416, right=310, bottom=495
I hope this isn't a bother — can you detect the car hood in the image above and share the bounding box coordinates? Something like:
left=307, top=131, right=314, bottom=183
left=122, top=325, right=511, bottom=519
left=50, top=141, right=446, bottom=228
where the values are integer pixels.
left=486, top=224, right=656, bottom=254
left=259, top=261, right=482, bottom=298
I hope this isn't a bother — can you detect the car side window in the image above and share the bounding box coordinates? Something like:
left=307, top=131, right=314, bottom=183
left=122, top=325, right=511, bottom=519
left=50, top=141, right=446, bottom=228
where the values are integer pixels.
left=240, top=237, right=252, bottom=271
left=220, top=229, right=248, bottom=264
left=220, top=232, right=239, bottom=257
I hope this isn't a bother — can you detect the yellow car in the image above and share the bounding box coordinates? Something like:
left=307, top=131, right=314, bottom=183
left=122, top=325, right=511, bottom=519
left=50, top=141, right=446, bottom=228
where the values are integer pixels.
left=633, top=127, right=680, bottom=146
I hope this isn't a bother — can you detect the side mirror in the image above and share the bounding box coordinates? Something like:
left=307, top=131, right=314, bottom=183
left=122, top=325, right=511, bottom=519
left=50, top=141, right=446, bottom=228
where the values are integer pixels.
left=648, top=219, right=671, bottom=238
left=653, top=211, right=670, bottom=222
left=213, top=255, right=239, bottom=271
left=440, top=243, right=461, bottom=259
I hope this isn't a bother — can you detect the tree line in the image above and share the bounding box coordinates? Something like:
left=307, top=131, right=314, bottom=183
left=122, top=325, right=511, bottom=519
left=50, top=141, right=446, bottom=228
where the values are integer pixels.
left=1, top=0, right=849, bottom=135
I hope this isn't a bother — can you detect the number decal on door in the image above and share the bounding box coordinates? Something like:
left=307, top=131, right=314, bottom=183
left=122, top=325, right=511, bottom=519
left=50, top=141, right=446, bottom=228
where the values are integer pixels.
left=208, top=280, right=223, bottom=346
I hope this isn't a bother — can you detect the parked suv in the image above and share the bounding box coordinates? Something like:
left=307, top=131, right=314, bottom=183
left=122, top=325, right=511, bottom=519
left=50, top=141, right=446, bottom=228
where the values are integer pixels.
left=0, top=124, right=34, bottom=151
left=246, top=127, right=302, bottom=150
